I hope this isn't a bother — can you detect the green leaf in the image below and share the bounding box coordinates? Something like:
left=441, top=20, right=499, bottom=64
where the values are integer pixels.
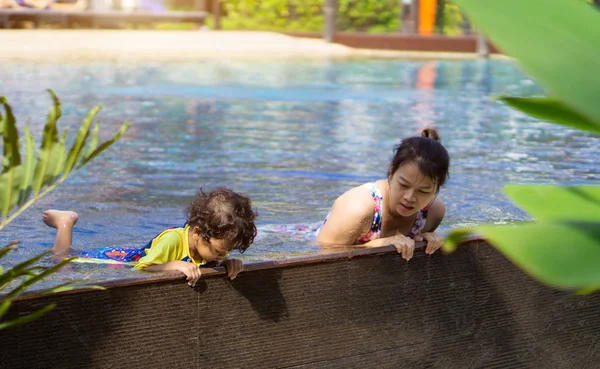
left=27, top=282, right=106, bottom=297
left=17, top=126, right=36, bottom=206
left=63, top=105, right=101, bottom=176
left=0, top=250, right=52, bottom=291
left=442, top=227, right=475, bottom=253
left=31, top=91, right=61, bottom=196
left=499, top=97, right=600, bottom=135
left=4, top=256, right=75, bottom=299
left=474, top=221, right=600, bottom=290
left=43, top=128, right=68, bottom=186
left=576, top=285, right=600, bottom=295
left=504, top=185, right=600, bottom=222
left=0, top=299, right=12, bottom=321
left=0, top=97, right=21, bottom=172
left=0, top=242, right=18, bottom=257
left=453, top=0, right=600, bottom=125
left=0, top=303, right=56, bottom=330
left=84, top=121, right=100, bottom=159
left=0, top=166, right=23, bottom=221
left=76, top=122, right=131, bottom=169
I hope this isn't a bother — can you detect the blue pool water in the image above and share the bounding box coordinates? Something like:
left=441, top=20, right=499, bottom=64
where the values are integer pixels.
left=1, top=58, right=599, bottom=287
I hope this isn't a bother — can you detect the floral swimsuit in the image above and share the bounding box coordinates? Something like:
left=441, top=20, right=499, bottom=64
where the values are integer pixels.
left=320, top=182, right=429, bottom=244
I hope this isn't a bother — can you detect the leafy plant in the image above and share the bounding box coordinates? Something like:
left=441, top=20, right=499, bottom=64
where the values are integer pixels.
left=443, top=0, right=600, bottom=292
left=0, top=243, right=105, bottom=330
left=0, top=90, right=130, bottom=328
left=219, top=0, right=468, bottom=34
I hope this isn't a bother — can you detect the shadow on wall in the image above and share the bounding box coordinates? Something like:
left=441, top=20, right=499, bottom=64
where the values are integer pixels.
left=2, top=242, right=600, bottom=368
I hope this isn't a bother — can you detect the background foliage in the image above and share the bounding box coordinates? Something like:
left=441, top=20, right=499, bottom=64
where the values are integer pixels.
left=200, top=0, right=465, bottom=34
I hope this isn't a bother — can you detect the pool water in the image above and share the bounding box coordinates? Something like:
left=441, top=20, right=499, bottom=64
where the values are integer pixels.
left=1, top=58, right=599, bottom=287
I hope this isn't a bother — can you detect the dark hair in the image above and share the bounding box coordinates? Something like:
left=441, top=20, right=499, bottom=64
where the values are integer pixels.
left=186, top=187, right=258, bottom=253
left=388, top=128, right=450, bottom=190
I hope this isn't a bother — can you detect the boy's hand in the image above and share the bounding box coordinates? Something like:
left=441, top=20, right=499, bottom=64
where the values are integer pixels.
left=174, top=261, right=202, bottom=287
left=222, top=258, right=243, bottom=280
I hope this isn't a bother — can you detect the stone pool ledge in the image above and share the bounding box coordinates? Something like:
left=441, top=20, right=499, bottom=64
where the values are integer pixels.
left=0, top=29, right=510, bottom=61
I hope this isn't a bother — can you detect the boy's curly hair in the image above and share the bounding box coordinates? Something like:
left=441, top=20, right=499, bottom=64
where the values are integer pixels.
left=186, top=187, right=258, bottom=253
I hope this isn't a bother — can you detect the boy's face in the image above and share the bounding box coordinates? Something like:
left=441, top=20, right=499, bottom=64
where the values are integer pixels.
left=190, top=227, right=231, bottom=262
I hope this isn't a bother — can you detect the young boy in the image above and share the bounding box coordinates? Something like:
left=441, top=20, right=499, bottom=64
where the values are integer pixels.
left=43, top=187, right=258, bottom=287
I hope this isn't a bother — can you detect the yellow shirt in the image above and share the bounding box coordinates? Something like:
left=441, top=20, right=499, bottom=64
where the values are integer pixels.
left=134, top=225, right=206, bottom=270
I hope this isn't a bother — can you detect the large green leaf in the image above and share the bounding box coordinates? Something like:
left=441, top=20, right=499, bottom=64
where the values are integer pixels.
left=77, top=122, right=131, bottom=169
left=17, top=126, right=36, bottom=206
left=499, top=97, right=600, bottom=135
left=0, top=166, right=23, bottom=221
left=0, top=250, right=52, bottom=290
left=0, top=97, right=21, bottom=172
left=25, top=282, right=105, bottom=297
left=31, top=92, right=61, bottom=196
left=459, top=221, right=600, bottom=290
left=63, top=105, right=101, bottom=176
left=42, top=128, right=68, bottom=186
left=0, top=97, right=23, bottom=220
left=4, top=256, right=76, bottom=299
left=84, top=121, right=100, bottom=159
left=504, top=185, right=600, bottom=222
left=0, top=303, right=56, bottom=330
left=454, top=0, right=600, bottom=126
left=0, top=299, right=12, bottom=321
left=0, top=243, right=18, bottom=261
left=442, top=227, right=474, bottom=253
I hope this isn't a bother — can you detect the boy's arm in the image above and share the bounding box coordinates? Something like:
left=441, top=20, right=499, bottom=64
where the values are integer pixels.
left=144, top=261, right=201, bottom=287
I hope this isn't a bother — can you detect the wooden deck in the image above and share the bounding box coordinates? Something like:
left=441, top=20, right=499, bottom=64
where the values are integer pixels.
left=1, top=240, right=599, bottom=368
left=0, top=8, right=207, bottom=28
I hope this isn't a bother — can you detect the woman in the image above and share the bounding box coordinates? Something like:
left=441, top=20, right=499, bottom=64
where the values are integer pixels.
left=316, top=128, right=450, bottom=261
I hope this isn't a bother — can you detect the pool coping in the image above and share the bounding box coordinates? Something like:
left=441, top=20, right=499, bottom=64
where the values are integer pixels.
left=12, top=237, right=484, bottom=301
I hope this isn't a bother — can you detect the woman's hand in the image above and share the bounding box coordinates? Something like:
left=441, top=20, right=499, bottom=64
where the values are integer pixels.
left=389, top=234, right=415, bottom=261
left=222, top=258, right=244, bottom=280
left=414, top=232, right=443, bottom=255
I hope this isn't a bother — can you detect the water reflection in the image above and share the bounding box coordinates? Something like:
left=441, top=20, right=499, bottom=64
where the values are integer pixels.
left=0, top=59, right=598, bottom=287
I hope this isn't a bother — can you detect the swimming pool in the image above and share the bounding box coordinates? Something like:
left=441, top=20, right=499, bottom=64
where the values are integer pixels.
left=1, top=58, right=599, bottom=286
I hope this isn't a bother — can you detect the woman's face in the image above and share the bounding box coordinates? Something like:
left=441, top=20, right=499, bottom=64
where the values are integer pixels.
left=388, top=161, right=437, bottom=217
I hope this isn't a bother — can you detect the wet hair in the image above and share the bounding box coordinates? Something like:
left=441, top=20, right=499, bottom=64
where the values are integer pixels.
left=388, top=128, right=450, bottom=191
left=186, top=187, right=258, bottom=253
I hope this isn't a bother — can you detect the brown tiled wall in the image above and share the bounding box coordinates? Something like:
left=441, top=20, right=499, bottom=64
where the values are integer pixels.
left=1, top=241, right=598, bottom=368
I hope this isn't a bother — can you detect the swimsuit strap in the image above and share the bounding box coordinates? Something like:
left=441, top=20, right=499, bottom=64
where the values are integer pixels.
left=407, top=206, right=429, bottom=238
left=356, top=182, right=383, bottom=243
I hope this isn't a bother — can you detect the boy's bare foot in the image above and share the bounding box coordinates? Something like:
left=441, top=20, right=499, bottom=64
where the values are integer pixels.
left=42, top=210, right=79, bottom=229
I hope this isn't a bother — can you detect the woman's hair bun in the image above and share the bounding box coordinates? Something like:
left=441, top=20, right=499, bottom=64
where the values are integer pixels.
left=421, top=127, right=441, bottom=142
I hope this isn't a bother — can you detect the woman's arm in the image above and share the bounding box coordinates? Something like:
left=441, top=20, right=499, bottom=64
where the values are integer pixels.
left=422, top=196, right=445, bottom=233
left=316, top=186, right=375, bottom=246
left=414, top=196, right=445, bottom=255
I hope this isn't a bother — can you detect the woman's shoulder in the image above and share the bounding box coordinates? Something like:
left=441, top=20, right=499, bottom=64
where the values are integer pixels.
left=422, top=196, right=445, bottom=232
left=333, top=182, right=383, bottom=216
left=428, top=196, right=445, bottom=214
